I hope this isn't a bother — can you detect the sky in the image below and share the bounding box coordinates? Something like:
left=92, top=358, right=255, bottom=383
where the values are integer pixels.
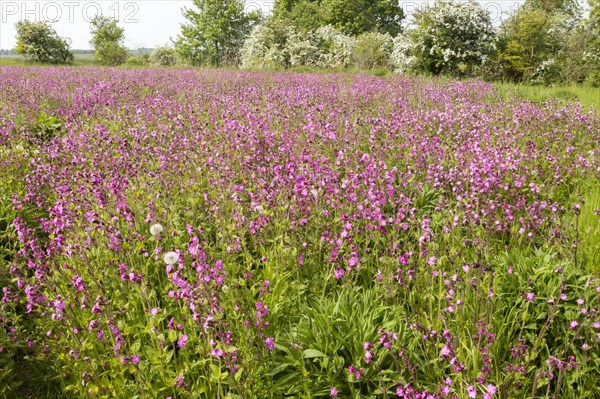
left=0, top=0, right=525, bottom=50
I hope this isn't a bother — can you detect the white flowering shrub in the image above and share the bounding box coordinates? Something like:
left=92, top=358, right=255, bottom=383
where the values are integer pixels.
left=242, top=22, right=359, bottom=70
left=390, top=34, right=417, bottom=74
left=353, top=31, right=393, bottom=70
left=531, top=58, right=558, bottom=84
left=315, top=25, right=357, bottom=69
left=411, top=0, right=495, bottom=75
left=241, top=19, right=295, bottom=69
left=287, top=30, right=322, bottom=67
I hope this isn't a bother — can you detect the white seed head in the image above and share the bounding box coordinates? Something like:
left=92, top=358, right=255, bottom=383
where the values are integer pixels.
left=150, top=223, right=164, bottom=236
left=163, top=251, right=179, bottom=265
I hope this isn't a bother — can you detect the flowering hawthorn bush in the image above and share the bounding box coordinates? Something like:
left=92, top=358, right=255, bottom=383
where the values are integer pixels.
left=0, top=67, right=599, bottom=398
left=390, top=34, right=417, bottom=74
left=241, top=22, right=361, bottom=70
left=411, top=0, right=496, bottom=75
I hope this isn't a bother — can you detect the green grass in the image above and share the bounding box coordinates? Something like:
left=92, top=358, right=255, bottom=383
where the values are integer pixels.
left=579, top=181, right=600, bottom=273
left=495, top=82, right=600, bottom=112
left=0, top=55, right=96, bottom=67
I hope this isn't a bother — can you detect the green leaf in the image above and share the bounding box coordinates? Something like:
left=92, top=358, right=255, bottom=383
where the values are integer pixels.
left=268, top=363, right=290, bottom=376
left=234, top=367, right=244, bottom=381
left=131, top=339, right=141, bottom=353
left=303, top=349, right=327, bottom=358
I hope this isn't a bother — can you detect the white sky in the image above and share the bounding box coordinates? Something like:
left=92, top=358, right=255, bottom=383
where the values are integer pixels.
left=0, top=0, right=524, bottom=50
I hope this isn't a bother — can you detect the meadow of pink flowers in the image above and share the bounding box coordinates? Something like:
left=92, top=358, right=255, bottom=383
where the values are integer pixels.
left=1, top=67, right=599, bottom=398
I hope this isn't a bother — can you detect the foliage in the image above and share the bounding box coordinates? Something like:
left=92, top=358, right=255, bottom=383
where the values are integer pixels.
left=353, top=31, right=392, bottom=70
left=240, top=18, right=296, bottom=69
left=527, top=0, right=582, bottom=19
left=495, top=5, right=569, bottom=82
left=411, top=0, right=495, bottom=76
left=320, top=0, right=404, bottom=36
left=275, top=0, right=323, bottom=32
left=124, top=57, right=147, bottom=67
left=273, top=0, right=404, bottom=36
left=389, top=33, right=417, bottom=74
left=89, top=16, right=128, bottom=66
left=316, top=25, right=357, bottom=69
left=32, top=113, right=64, bottom=142
left=586, top=0, right=600, bottom=86
left=149, top=47, right=178, bottom=67
left=174, top=0, right=262, bottom=67
left=14, top=21, right=73, bottom=64
left=286, top=30, right=322, bottom=68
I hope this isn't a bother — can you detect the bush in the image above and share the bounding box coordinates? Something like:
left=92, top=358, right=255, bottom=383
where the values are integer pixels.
left=287, top=31, right=322, bottom=67
left=242, top=21, right=361, bottom=70
left=125, top=57, right=147, bottom=67
left=390, top=34, right=417, bottom=74
left=353, top=31, right=392, bottom=70
left=94, top=41, right=128, bottom=66
left=586, top=70, right=600, bottom=87
left=315, top=25, right=356, bottom=69
left=241, top=18, right=296, bottom=69
left=411, top=0, right=495, bottom=76
left=149, top=47, right=177, bottom=67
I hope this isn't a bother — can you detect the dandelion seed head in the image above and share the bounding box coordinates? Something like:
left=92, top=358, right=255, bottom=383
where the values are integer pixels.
left=164, top=251, right=179, bottom=265
left=150, top=223, right=163, bottom=236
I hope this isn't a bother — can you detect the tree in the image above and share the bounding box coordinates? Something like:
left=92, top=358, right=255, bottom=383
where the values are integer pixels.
left=279, top=0, right=323, bottom=32
left=321, top=0, right=404, bottom=36
left=587, top=0, right=600, bottom=85
left=496, top=5, right=569, bottom=81
left=175, top=0, right=262, bottom=67
left=411, top=0, right=495, bottom=75
left=90, top=16, right=128, bottom=66
left=273, top=0, right=404, bottom=36
left=527, top=0, right=581, bottom=19
left=15, top=21, right=73, bottom=64
left=552, top=24, right=596, bottom=84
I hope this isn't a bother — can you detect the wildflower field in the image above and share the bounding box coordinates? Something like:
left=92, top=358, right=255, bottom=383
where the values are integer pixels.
left=1, top=67, right=600, bottom=399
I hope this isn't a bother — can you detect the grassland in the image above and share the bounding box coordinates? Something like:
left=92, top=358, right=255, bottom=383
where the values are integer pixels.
left=1, top=66, right=599, bottom=399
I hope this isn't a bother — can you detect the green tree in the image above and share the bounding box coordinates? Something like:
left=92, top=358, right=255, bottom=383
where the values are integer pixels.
left=279, top=0, right=323, bottom=32
left=90, top=16, right=128, bottom=66
left=587, top=0, right=600, bottom=85
left=273, top=0, right=404, bottom=35
left=175, top=0, right=262, bottom=67
left=321, top=0, right=404, bottom=36
left=15, top=21, right=73, bottom=64
left=527, top=0, right=581, bottom=18
left=496, top=5, right=569, bottom=81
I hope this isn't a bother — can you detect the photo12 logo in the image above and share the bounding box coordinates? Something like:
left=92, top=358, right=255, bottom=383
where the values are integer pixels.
left=1, top=1, right=140, bottom=24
